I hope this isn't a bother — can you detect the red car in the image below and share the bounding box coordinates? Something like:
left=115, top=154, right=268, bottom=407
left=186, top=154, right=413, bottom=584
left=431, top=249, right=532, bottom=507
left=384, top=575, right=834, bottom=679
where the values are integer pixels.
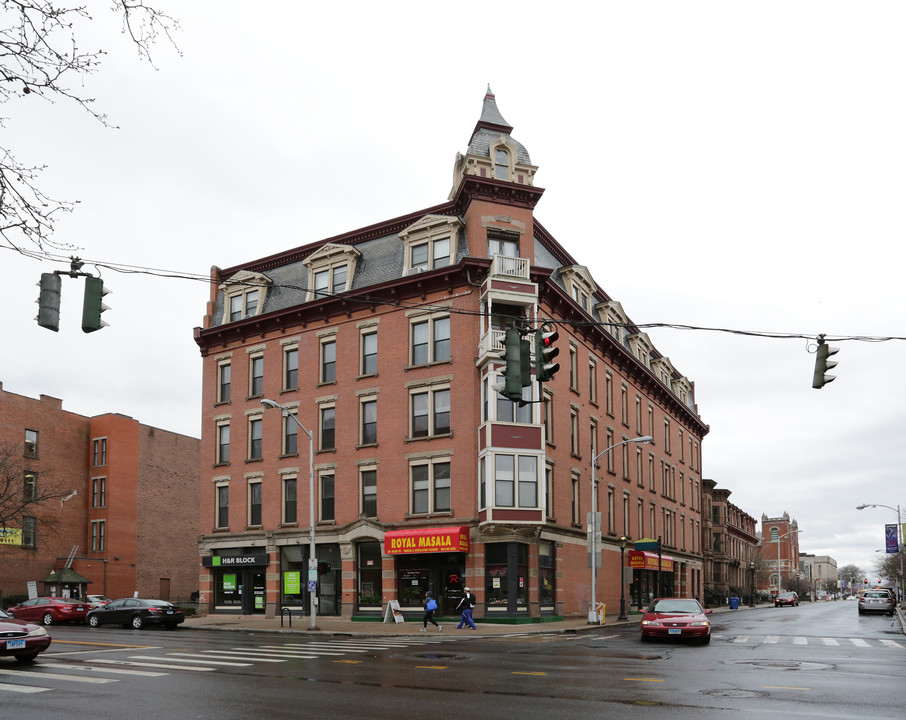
left=640, top=597, right=713, bottom=645
left=0, top=609, right=52, bottom=662
left=774, top=591, right=800, bottom=607
left=7, top=597, right=90, bottom=625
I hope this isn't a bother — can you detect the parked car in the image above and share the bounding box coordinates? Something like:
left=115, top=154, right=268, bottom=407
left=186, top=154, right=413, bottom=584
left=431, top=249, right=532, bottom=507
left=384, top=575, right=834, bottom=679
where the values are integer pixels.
left=6, top=597, right=90, bottom=625
left=0, top=609, right=52, bottom=662
left=86, top=595, right=112, bottom=608
left=775, top=592, right=800, bottom=607
left=640, top=598, right=712, bottom=645
left=86, top=598, right=185, bottom=629
left=858, top=589, right=896, bottom=616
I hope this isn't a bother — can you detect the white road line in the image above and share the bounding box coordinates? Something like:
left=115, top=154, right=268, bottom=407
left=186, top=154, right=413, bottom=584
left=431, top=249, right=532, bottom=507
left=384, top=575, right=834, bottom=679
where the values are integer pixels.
left=793, top=637, right=807, bottom=645
left=186, top=652, right=286, bottom=662
left=42, top=662, right=168, bottom=677
left=732, top=636, right=749, bottom=643
left=0, top=682, right=50, bottom=694
left=849, top=639, right=871, bottom=647
left=764, top=636, right=780, bottom=643
left=878, top=639, right=904, bottom=649
left=222, top=649, right=322, bottom=658
left=0, top=668, right=115, bottom=684
left=822, top=638, right=840, bottom=646
left=259, top=645, right=349, bottom=656
left=133, top=655, right=250, bottom=667
left=90, top=658, right=216, bottom=672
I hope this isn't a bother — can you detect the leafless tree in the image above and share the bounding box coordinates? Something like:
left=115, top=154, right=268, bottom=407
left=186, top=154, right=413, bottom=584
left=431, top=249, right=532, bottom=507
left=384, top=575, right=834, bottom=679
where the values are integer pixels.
left=0, top=440, right=73, bottom=532
left=1, top=1, right=179, bottom=252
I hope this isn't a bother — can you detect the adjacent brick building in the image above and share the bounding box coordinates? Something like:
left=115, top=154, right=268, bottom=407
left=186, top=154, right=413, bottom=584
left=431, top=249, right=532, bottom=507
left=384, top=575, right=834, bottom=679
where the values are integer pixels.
left=701, top=479, right=759, bottom=605
left=0, top=382, right=199, bottom=604
left=193, top=89, right=709, bottom=621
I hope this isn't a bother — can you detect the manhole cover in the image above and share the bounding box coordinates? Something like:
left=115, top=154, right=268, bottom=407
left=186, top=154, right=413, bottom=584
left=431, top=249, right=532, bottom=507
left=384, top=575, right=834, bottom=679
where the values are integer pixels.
left=703, top=689, right=765, bottom=699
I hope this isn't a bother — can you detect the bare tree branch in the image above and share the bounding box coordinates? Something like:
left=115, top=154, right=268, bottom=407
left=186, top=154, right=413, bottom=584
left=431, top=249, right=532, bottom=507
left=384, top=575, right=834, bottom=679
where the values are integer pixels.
left=0, top=1, right=180, bottom=252
left=0, top=440, right=74, bottom=531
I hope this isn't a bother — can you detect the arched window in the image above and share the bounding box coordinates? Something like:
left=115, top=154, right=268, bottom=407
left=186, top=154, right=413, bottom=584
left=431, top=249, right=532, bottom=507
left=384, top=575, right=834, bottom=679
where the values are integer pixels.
left=494, top=148, right=509, bottom=180
left=770, top=527, right=779, bottom=542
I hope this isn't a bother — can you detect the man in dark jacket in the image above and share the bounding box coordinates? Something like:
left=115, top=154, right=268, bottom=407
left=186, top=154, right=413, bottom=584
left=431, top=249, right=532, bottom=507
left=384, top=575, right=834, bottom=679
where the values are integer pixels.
left=455, top=587, right=476, bottom=629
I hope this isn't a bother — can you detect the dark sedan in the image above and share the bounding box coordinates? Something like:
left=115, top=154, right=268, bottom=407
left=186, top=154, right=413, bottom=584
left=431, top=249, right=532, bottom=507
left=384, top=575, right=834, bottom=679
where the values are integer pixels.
left=775, top=591, right=800, bottom=607
left=86, top=598, right=184, bottom=629
left=0, top=609, right=52, bottom=662
left=640, top=598, right=712, bottom=645
left=6, top=597, right=90, bottom=625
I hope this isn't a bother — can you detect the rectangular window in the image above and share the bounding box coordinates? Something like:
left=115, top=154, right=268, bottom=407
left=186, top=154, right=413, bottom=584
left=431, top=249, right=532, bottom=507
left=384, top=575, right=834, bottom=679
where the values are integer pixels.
left=569, top=347, right=578, bottom=390
left=570, top=409, right=579, bottom=456
left=605, top=428, right=614, bottom=473
left=91, top=520, right=106, bottom=551
left=320, top=406, right=336, bottom=451
left=283, top=413, right=298, bottom=456
left=216, top=422, right=230, bottom=464
left=217, top=362, right=232, bottom=403
left=229, top=289, right=258, bottom=321
left=488, top=234, right=519, bottom=257
left=21, top=517, right=36, bottom=548
left=23, top=471, right=37, bottom=501
left=571, top=476, right=580, bottom=525
left=410, top=387, right=451, bottom=438
left=248, top=482, right=262, bottom=526
left=249, top=355, right=264, bottom=397
left=410, top=460, right=451, bottom=514
left=92, top=477, right=106, bottom=508
left=283, top=478, right=297, bottom=524
left=321, top=340, right=336, bottom=383
left=24, top=429, right=38, bottom=458
left=588, top=360, right=597, bottom=404
left=496, top=381, right=531, bottom=423
left=664, top=419, right=671, bottom=453
left=361, top=469, right=377, bottom=518
left=605, top=373, right=613, bottom=416
left=621, top=385, right=628, bottom=426
left=332, top=265, right=347, bottom=294
left=284, top=347, right=298, bottom=391
left=361, top=331, right=377, bottom=376
left=518, top=456, right=538, bottom=508
left=607, top=487, right=615, bottom=534
left=545, top=465, right=553, bottom=519
left=410, top=315, right=450, bottom=365
left=623, top=494, right=630, bottom=536
left=92, top=438, right=107, bottom=467
left=542, top=390, right=554, bottom=444
left=216, top=485, right=229, bottom=528
left=361, top=399, right=377, bottom=445
left=494, top=454, right=538, bottom=508
left=320, top=474, right=335, bottom=521
left=248, top=417, right=263, bottom=460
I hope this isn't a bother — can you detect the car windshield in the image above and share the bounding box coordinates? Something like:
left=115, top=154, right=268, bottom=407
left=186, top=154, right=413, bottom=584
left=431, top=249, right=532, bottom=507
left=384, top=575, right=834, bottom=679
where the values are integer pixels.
left=650, top=600, right=701, bottom=614
left=0, top=610, right=10, bottom=619
left=780, top=593, right=796, bottom=598
left=865, top=592, right=889, bottom=598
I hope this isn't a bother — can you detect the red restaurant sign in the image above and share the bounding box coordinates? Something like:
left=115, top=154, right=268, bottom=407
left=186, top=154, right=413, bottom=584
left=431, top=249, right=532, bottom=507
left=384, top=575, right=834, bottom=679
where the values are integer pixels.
left=628, top=550, right=674, bottom=572
left=384, top=526, right=470, bottom=555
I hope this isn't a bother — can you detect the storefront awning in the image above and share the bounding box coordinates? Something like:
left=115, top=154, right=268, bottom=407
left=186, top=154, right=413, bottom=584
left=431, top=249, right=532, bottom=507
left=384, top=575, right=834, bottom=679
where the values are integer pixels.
left=384, top=526, right=470, bottom=555
left=628, top=550, right=674, bottom=572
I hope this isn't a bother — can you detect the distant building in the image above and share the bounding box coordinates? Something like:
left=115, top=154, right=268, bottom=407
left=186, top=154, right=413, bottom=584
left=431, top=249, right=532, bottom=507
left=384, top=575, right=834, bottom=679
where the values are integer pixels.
left=193, top=89, right=709, bottom=621
left=799, top=553, right=838, bottom=597
left=701, top=480, right=758, bottom=605
left=761, top=512, right=801, bottom=595
left=0, top=382, right=199, bottom=603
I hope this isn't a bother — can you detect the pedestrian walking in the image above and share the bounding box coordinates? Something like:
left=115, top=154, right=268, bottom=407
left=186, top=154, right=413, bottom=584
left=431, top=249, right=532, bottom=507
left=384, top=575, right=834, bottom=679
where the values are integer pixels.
left=422, top=591, right=441, bottom=632
left=455, top=587, right=476, bottom=629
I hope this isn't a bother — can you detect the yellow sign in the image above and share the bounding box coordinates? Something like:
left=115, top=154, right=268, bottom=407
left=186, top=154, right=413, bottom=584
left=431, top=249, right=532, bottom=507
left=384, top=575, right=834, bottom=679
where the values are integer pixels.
left=0, top=528, right=22, bottom=545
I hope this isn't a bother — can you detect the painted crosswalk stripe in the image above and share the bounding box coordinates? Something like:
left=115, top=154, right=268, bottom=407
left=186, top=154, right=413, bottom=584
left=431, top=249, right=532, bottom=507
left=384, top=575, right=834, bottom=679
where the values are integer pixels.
left=0, top=668, right=115, bottom=684
left=0, top=682, right=50, bottom=694
left=878, top=639, right=904, bottom=649
left=222, top=648, right=321, bottom=659
left=822, top=638, right=840, bottom=646
left=849, top=639, right=871, bottom=647
left=90, top=658, right=216, bottom=672
left=43, top=662, right=167, bottom=677
left=764, top=636, right=780, bottom=644
left=261, top=645, right=350, bottom=656
left=793, top=637, right=807, bottom=645
left=187, top=652, right=286, bottom=662
left=732, top=636, right=749, bottom=643
left=133, top=655, right=250, bottom=667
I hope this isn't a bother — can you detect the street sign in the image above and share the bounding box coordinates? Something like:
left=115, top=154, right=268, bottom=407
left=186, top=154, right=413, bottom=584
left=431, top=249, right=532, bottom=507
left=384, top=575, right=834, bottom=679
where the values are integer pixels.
left=307, top=580, right=317, bottom=592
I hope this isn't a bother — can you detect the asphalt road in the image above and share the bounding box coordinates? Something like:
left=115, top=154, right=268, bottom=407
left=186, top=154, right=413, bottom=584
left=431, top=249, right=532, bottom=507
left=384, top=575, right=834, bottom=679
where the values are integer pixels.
left=2, top=599, right=903, bottom=719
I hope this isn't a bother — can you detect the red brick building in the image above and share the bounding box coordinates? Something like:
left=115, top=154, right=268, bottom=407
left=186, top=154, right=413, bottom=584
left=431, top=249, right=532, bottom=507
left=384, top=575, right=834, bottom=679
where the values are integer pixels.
left=193, top=89, right=709, bottom=621
left=0, top=382, right=199, bottom=604
left=761, top=512, right=802, bottom=596
left=701, top=479, right=759, bottom=605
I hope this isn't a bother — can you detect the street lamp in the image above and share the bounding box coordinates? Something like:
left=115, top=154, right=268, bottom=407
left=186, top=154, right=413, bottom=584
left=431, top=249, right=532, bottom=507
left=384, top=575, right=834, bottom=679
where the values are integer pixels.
left=589, top=435, right=653, bottom=625
left=773, top=529, right=801, bottom=598
left=261, top=399, right=318, bottom=630
left=748, top=561, right=756, bottom=607
left=618, top=535, right=629, bottom=620
left=857, top=503, right=904, bottom=603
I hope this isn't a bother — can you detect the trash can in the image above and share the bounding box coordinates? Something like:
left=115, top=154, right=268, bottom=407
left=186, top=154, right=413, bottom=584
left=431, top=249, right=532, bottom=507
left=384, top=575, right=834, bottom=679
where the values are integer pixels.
left=729, top=597, right=740, bottom=610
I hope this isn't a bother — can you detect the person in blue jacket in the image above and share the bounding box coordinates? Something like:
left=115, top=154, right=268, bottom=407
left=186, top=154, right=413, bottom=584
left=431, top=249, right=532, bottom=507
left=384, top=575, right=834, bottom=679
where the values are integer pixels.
left=422, top=590, right=441, bottom=632
left=456, top=587, right=476, bottom=629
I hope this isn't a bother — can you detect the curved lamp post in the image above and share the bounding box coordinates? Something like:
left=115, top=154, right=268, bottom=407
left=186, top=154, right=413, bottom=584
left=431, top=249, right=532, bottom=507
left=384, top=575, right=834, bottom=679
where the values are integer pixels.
left=748, top=561, right=756, bottom=607
left=261, top=399, right=318, bottom=630
left=589, top=435, right=653, bottom=625
left=618, top=535, right=629, bottom=620
left=857, top=503, right=904, bottom=602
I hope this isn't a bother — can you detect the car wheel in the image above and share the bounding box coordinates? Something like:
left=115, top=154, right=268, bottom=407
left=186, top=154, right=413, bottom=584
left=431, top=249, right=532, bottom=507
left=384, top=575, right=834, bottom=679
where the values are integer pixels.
left=700, top=635, right=711, bottom=645
left=131, top=615, right=145, bottom=630
left=14, top=653, right=39, bottom=663
left=42, top=612, right=54, bottom=626
left=88, top=614, right=101, bottom=628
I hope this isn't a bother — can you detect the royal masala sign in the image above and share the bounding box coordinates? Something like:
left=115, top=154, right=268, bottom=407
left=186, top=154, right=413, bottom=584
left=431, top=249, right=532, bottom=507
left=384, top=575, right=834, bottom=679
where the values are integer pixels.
left=384, top=526, right=470, bottom=555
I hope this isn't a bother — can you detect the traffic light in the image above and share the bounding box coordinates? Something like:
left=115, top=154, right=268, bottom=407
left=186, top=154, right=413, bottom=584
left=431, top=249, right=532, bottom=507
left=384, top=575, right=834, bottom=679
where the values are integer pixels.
left=36, top=273, right=62, bottom=332
left=493, top=326, right=531, bottom=402
left=317, top=562, right=332, bottom=575
left=534, top=326, right=560, bottom=382
left=81, top=276, right=110, bottom=333
left=812, top=336, right=839, bottom=389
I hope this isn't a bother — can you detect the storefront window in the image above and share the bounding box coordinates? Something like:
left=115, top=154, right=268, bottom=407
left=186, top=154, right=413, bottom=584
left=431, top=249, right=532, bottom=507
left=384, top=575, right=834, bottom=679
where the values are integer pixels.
left=539, top=540, right=555, bottom=607
left=396, top=557, right=430, bottom=608
left=357, top=541, right=383, bottom=609
left=484, top=542, right=529, bottom=612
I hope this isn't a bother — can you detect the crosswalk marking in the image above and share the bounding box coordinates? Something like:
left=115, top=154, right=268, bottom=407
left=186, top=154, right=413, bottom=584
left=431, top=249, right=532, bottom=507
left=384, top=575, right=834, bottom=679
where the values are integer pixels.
left=793, top=637, right=807, bottom=645
left=725, top=635, right=904, bottom=648
left=850, top=638, right=871, bottom=647
left=822, top=638, right=840, bottom=646
left=878, top=639, right=904, bottom=649
left=43, top=662, right=167, bottom=677
left=764, top=635, right=779, bottom=643
left=0, top=667, right=115, bottom=684
left=731, top=635, right=749, bottom=643
left=0, top=681, right=51, bottom=694
left=128, top=655, right=251, bottom=667
left=90, top=658, right=216, bottom=672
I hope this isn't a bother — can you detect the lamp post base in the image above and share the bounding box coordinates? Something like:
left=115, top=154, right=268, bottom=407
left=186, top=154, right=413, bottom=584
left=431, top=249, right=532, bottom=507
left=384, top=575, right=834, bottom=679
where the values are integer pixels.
left=618, top=598, right=627, bottom=621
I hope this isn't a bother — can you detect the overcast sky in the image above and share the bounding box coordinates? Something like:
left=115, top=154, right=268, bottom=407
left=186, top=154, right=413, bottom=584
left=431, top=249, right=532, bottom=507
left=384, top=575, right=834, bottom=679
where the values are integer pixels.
left=3, top=1, right=904, bottom=580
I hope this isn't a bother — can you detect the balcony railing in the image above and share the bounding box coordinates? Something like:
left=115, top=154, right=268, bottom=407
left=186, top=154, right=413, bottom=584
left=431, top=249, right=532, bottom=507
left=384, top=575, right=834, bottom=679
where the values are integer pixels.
left=490, top=254, right=530, bottom=279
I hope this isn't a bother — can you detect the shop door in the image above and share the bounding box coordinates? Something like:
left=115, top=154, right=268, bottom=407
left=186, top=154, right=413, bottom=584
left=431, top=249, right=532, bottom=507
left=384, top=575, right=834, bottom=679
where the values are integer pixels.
left=440, top=564, right=465, bottom=615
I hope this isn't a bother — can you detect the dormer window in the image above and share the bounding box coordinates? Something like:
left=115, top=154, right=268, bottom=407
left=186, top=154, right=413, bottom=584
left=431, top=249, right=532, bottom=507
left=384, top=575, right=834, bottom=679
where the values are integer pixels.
left=221, top=270, right=271, bottom=324
left=400, top=215, right=462, bottom=275
left=229, top=289, right=258, bottom=321
left=494, top=148, right=510, bottom=180
left=303, top=243, right=361, bottom=302
left=488, top=232, right=519, bottom=258
left=559, top=265, right=595, bottom=315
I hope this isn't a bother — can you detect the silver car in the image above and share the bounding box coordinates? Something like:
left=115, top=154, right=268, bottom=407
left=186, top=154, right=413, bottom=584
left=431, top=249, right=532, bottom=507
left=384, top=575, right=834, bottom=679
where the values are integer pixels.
left=858, top=589, right=896, bottom=616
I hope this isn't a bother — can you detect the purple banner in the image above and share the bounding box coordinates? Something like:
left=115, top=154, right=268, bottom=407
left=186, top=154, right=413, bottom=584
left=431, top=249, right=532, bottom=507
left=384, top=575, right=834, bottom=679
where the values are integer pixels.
left=885, top=524, right=898, bottom=553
